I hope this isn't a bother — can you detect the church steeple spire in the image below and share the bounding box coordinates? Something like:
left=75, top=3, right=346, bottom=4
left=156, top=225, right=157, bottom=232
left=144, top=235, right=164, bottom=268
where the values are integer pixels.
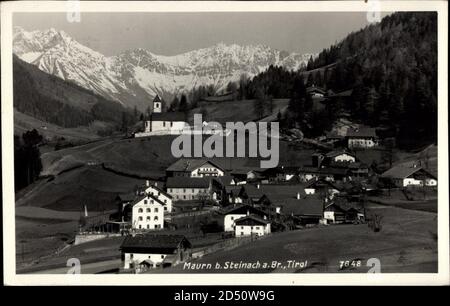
left=153, top=95, right=162, bottom=113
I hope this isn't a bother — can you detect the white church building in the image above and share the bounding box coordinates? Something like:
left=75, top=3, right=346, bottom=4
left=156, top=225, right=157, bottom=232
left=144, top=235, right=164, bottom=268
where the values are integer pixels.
left=135, top=95, right=187, bottom=137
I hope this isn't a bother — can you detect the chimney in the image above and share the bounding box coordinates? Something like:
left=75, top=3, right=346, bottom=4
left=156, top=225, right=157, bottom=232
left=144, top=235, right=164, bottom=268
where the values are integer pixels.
left=263, top=215, right=267, bottom=220
left=247, top=210, right=250, bottom=216
left=297, top=192, right=301, bottom=200
left=146, top=180, right=150, bottom=187
left=257, top=184, right=260, bottom=189
left=154, top=182, right=158, bottom=187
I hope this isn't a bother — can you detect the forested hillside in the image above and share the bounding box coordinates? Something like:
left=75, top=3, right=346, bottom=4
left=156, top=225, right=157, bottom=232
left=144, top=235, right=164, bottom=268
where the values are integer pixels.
left=13, top=55, right=135, bottom=130
left=233, top=12, right=437, bottom=149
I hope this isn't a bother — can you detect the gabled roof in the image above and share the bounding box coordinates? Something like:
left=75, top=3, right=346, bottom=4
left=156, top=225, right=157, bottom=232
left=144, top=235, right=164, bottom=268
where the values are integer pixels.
left=278, top=197, right=323, bottom=217
left=144, top=183, right=172, bottom=199
left=166, top=158, right=225, bottom=173
left=166, top=177, right=211, bottom=189
left=346, top=128, right=377, bottom=138
left=305, top=179, right=341, bottom=190
left=120, top=234, right=191, bottom=253
left=222, top=204, right=267, bottom=217
left=381, top=166, right=436, bottom=179
left=259, top=184, right=307, bottom=200
left=151, top=112, right=185, bottom=122
left=130, top=193, right=166, bottom=207
left=153, top=95, right=162, bottom=102
left=325, top=150, right=355, bottom=158
left=235, top=215, right=270, bottom=226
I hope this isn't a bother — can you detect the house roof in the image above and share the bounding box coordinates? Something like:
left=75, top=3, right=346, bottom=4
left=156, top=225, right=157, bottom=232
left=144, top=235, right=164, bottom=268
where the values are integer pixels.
left=307, top=86, right=326, bottom=95
left=235, top=215, right=270, bottom=226
left=346, top=127, right=377, bottom=138
left=325, top=150, right=355, bottom=158
left=130, top=193, right=166, bottom=207
left=143, top=183, right=172, bottom=199
left=305, top=179, right=341, bottom=190
left=241, top=184, right=265, bottom=199
left=166, top=177, right=212, bottom=189
left=166, top=158, right=225, bottom=173
left=381, top=166, right=436, bottom=179
left=120, top=234, right=191, bottom=253
left=278, top=197, right=323, bottom=217
left=151, top=112, right=185, bottom=122
left=259, top=184, right=307, bottom=199
left=222, top=204, right=267, bottom=217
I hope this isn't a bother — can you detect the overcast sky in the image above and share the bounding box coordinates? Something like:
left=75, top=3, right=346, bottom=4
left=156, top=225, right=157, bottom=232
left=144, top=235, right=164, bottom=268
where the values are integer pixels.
left=14, top=12, right=388, bottom=56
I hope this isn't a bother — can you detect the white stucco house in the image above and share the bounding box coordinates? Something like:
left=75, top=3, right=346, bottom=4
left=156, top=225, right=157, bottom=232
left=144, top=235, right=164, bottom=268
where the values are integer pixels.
left=222, top=204, right=268, bottom=232
left=131, top=194, right=165, bottom=230
left=381, top=165, right=437, bottom=187
left=120, top=234, right=191, bottom=272
left=346, top=128, right=378, bottom=149
left=166, top=158, right=225, bottom=177
left=234, top=215, right=271, bottom=237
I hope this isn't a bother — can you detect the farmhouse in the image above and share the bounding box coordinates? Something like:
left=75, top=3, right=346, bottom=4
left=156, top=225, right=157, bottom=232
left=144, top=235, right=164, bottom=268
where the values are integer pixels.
left=131, top=194, right=165, bottom=230
left=380, top=166, right=437, bottom=187
left=166, top=158, right=225, bottom=177
left=222, top=204, right=268, bottom=232
left=298, top=166, right=350, bottom=182
left=234, top=215, right=271, bottom=237
left=304, top=178, right=341, bottom=199
left=346, top=127, right=378, bottom=149
left=136, top=95, right=187, bottom=137
left=306, top=85, right=326, bottom=98
left=165, top=176, right=221, bottom=201
left=323, top=199, right=365, bottom=224
left=277, top=196, right=324, bottom=225
left=120, top=234, right=191, bottom=271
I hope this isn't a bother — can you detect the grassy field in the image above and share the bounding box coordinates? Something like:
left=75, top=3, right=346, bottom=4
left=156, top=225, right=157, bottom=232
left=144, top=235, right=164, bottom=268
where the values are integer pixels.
left=159, top=203, right=437, bottom=273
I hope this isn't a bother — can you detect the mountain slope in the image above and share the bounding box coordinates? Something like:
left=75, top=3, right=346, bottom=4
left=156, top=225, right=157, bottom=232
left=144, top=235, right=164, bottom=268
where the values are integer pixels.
left=13, top=55, right=133, bottom=132
left=13, top=26, right=313, bottom=110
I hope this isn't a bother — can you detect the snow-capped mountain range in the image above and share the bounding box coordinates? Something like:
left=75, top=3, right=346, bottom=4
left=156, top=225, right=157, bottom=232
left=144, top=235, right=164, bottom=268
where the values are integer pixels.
left=13, top=26, right=314, bottom=110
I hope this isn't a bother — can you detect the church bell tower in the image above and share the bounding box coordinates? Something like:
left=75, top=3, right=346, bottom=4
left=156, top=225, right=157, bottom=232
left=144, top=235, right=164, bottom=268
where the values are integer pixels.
left=153, top=95, right=162, bottom=113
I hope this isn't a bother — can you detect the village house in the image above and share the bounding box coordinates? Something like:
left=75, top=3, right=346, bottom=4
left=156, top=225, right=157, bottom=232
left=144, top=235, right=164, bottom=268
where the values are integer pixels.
left=346, top=127, right=378, bottom=149
left=304, top=178, right=341, bottom=199
left=142, top=181, right=173, bottom=213
left=135, top=95, right=187, bottom=137
left=380, top=165, right=437, bottom=187
left=277, top=196, right=324, bottom=226
left=131, top=194, right=165, bottom=230
left=222, top=204, right=268, bottom=232
left=323, top=198, right=365, bottom=224
left=166, top=158, right=226, bottom=178
left=120, top=234, right=191, bottom=272
left=307, top=85, right=326, bottom=98
left=261, top=166, right=299, bottom=183
left=165, top=176, right=222, bottom=201
left=298, top=166, right=350, bottom=182
left=234, top=215, right=271, bottom=237
left=115, top=192, right=137, bottom=221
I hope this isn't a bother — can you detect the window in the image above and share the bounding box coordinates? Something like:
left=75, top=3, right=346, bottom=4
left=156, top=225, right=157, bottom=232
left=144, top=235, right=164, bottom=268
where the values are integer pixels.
left=163, top=121, right=166, bottom=127
left=139, top=217, right=143, bottom=221
left=192, top=189, right=195, bottom=193
left=139, top=225, right=142, bottom=229
left=241, top=226, right=244, bottom=229
left=183, top=189, right=186, bottom=192
left=130, top=254, right=134, bottom=259
left=164, top=207, right=167, bottom=211
left=138, top=208, right=143, bottom=213
left=146, top=208, right=151, bottom=213
left=164, top=199, right=167, bottom=203
left=146, top=216, right=151, bottom=221
left=144, top=200, right=147, bottom=204
left=154, top=216, right=159, bottom=221
left=161, top=255, right=164, bottom=259
left=155, top=208, right=159, bottom=213
left=231, top=217, right=234, bottom=220
left=147, top=224, right=150, bottom=229
left=170, top=122, right=173, bottom=127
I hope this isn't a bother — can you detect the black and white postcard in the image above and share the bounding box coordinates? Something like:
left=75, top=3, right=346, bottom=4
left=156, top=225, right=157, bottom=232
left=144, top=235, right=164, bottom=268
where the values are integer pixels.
left=1, top=1, right=448, bottom=286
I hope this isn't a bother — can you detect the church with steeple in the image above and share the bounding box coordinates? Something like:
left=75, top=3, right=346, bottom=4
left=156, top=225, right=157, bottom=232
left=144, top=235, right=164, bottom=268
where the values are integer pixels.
left=138, top=95, right=187, bottom=136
